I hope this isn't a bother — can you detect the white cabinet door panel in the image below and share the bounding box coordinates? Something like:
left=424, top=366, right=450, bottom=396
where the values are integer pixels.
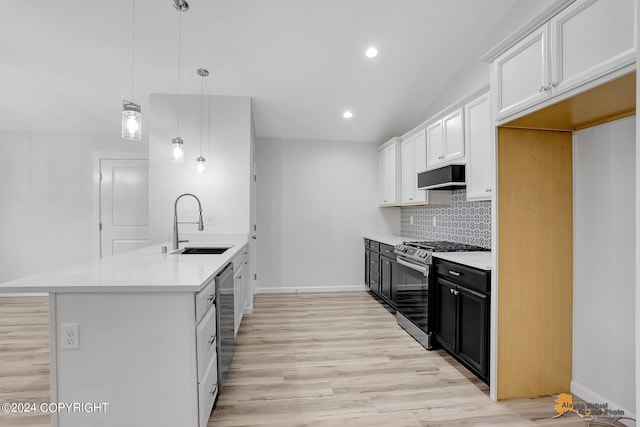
left=413, top=131, right=427, bottom=203
left=551, top=0, right=635, bottom=95
left=426, top=121, right=444, bottom=169
left=443, top=109, right=464, bottom=162
left=495, top=25, right=550, bottom=119
left=401, top=138, right=415, bottom=204
left=465, top=94, right=492, bottom=201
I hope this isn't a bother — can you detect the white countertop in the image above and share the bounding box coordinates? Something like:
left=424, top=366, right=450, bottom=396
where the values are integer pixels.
left=432, top=252, right=492, bottom=271
left=363, top=234, right=406, bottom=246
left=0, top=233, right=248, bottom=293
left=364, top=233, right=493, bottom=271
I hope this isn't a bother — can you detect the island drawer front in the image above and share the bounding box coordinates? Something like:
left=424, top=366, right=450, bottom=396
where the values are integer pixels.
left=232, top=244, right=249, bottom=272
left=195, top=279, right=216, bottom=323
left=196, top=306, right=217, bottom=380
left=370, top=241, right=380, bottom=253
left=435, top=259, right=489, bottom=293
left=199, top=352, right=218, bottom=427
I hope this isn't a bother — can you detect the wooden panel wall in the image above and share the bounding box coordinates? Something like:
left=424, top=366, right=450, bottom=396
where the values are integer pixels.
left=497, top=128, right=573, bottom=399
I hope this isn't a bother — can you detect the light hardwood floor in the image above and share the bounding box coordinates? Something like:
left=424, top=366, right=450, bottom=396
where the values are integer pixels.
left=0, top=293, right=623, bottom=427
left=211, top=292, right=599, bottom=427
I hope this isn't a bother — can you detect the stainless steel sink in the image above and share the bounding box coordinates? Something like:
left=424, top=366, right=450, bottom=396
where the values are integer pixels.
left=170, top=246, right=232, bottom=255
left=182, top=247, right=229, bottom=255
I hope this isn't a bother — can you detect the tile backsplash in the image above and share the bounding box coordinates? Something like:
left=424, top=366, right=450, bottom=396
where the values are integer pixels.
left=400, top=190, right=491, bottom=248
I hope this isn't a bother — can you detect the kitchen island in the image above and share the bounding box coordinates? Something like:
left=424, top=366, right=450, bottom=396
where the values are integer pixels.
left=0, top=233, right=249, bottom=427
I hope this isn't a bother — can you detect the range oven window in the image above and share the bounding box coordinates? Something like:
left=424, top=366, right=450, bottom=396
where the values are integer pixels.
left=393, top=261, right=430, bottom=332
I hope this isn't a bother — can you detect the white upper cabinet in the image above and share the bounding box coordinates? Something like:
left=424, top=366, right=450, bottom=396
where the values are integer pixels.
left=494, top=26, right=551, bottom=119
left=426, top=120, right=444, bottom=169
left=550, top=0, right=635, bottom=96
left=426, top=108, right=465, bottom=170
left=401, top=130, right=427, bottom=204
left=443, top=109, right=465, bottom=163
left=378, top=138, right=400, bottom=206
left=491, top=0, right=635, bottom=121
left=464, top=93, right=492, bottom=201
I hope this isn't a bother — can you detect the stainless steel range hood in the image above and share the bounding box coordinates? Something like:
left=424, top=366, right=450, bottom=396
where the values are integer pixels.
left=417, top=165, right=465, bottom=190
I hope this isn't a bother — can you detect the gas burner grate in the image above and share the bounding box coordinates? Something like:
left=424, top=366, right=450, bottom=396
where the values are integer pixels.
left=403, top=240, right=490, bottom=252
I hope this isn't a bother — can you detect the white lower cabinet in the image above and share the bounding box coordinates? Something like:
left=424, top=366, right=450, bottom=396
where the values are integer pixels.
left=198, top=351, right=219, bottom=427
left=232, top=244, right=250, bottom=336
left=195, top=280, right=220, bottom=427
left=464, top=93, right=492, bottom=201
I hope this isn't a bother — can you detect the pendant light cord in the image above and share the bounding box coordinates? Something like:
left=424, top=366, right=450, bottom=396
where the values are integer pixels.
left=206, top=79, right=211, bottom=156
left=130, top=0, right=136, bottom=101
left=200, top=75, right=204, bottom=155
left=176, top=11, right=182, bottom=136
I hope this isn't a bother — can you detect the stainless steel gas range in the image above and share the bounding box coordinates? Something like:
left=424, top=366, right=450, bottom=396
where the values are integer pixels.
left=393, top=240, right=489, bottom=350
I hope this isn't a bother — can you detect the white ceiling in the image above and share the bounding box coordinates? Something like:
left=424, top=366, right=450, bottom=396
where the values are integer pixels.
left=1, top=0, right=523, bottom=143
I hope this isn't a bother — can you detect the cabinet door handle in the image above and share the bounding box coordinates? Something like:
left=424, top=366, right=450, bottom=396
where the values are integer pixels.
left=548, top=81, right=557, bottom=90
left=207, top=294, right=215, bottom=302
left=208, top=336, right=216, bottom=345
left=210, top=386, right=218, bottom=396
left=539, top=85, right=548, bottom=92
left=448, top=270, right=461, bottom=277
left=449, top=288, right=459, bottom=296
left=485, top=188, right=492, bottom=192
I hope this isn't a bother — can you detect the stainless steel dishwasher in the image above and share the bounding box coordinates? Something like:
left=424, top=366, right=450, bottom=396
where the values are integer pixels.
left=215, top=263, right=235, bottom=390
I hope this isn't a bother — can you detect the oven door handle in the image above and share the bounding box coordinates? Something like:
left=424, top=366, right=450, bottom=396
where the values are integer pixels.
left=397, top=257, right=428, bottom=276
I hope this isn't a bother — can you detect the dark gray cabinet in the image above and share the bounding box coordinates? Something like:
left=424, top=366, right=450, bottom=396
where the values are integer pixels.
left=364, top=239, right=396, bottom=307
left=434, top=259, right=490, bottom=383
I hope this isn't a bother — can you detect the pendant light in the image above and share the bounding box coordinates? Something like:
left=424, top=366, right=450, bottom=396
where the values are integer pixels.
left=196, top=68, right=209, bottom=175
left=122, top=0, right=141, bottom=140
left=171, top=0, right=189, bottom=162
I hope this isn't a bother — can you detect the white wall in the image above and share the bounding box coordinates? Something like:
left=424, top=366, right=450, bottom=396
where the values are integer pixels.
left=148, top=94, right=251, bottom=244
left=573, top=116, right=636, bottom=416
left=416, top=0, right=555, bottom=124
left=256, top=137, right=400, bottom=292
left=0, top=132, right=147, bottom=283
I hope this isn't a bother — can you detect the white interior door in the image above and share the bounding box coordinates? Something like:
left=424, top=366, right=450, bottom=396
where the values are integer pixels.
left=100, top=159, right=149, bottom=257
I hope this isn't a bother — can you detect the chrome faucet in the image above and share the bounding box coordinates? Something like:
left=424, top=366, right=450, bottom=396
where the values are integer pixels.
left=172, top=193, right=204, bottom=250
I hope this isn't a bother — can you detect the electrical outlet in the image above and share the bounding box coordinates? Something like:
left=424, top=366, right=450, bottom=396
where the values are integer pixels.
left=205, top=216, right=214, bottom=225
left=432, top=216, right=437, bottom=227
left=61, top=323, right=79, bottom=350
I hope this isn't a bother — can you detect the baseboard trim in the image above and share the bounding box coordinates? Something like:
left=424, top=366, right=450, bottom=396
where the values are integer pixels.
left=571, top=380, right=635, bottom=422
left=0, top=293, right=48, bottom=297
left=256, top=285, right=367, bottom=294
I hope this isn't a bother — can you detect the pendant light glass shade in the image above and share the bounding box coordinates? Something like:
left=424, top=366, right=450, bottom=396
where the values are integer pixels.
left=122, top=0, right=141, bottom=141
left=122, top=101, right=142, bottom=140
left=196, top=156, right=206, bottom=175
left=172, top=137, right=184, bottom=162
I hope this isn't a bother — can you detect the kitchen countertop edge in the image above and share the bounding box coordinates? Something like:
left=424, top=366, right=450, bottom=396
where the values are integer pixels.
left=0, top=234, right=249, bottom=294
left=364, top=233, right=493, bottom=271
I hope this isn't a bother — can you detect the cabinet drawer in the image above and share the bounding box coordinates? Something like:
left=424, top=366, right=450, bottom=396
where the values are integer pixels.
left=195, top=279, right=216, bottom=323
left=196, top=305, right=217, bottom=381
left=369, top=241, right=380, bottom=253
left=369, top=253, right=380, bottom=270
left=380, top=243, right=396, bottom=260
left=198, top=351, right=218, bottom=427
left=435, top=259, right=489, bottom=293
left=369, top=269, right=379, bottom=282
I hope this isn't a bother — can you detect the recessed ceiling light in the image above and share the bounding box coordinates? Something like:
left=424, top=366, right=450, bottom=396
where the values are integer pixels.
left=343, top=110, right=353, bottom=119
left=365, top=47, right=378, bottom=58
